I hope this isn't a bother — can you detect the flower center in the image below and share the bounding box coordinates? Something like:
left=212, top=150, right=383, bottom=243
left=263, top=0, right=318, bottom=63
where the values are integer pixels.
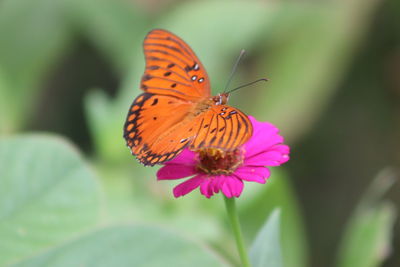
left=196, top=148, right=244, bottom=175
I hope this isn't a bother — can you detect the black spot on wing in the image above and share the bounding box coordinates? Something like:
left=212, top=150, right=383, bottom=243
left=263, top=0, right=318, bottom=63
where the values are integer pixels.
left=143, top=74, right=152, bottom=81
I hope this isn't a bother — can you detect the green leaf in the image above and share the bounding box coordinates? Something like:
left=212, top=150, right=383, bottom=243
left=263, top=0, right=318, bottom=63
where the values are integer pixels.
left=85, top=89, right=128, bottom=162
left=13, top=225, right=227, bottom=267
left=335, top=169, right=397, bottom=267
left=336, top=203, right=396, bottom=267
left=240, top=170, right=308, bottom=267
left=0, top=135, right=100, bottom=265
left=250, top=209, right=282, bottom=267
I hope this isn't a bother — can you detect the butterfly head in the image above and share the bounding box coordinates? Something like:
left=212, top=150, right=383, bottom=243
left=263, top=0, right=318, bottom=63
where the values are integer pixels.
left=213, top=93, right=230, bottom=105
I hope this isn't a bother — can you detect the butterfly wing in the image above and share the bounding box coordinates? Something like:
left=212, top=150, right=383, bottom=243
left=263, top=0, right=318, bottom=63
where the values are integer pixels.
left=190, top=105, right=253, bottom=151
left=124, top=93, right=196, bottom=166
left=141, top=29, right=211, bottom=100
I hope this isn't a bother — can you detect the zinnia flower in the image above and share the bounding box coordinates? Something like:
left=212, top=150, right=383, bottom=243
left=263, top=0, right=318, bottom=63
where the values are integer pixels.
left=157, top=116, right=290, bottom=198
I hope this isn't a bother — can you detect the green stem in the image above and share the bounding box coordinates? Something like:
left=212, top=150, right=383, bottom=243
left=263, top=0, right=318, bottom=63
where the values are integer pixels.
left=224, top=196, right=251, bottom=267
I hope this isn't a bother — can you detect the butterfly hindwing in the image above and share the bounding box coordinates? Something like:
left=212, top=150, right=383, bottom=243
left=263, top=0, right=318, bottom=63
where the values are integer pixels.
left=190, top=105, right=253, bottom=151
left=141, top=29, right=211, bottom=101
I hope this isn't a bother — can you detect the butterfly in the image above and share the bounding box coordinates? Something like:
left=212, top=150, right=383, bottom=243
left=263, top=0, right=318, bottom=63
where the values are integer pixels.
left=123, top=29, right=253, bottom=166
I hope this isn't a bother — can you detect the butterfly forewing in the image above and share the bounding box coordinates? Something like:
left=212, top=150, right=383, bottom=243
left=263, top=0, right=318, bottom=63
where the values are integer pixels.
left=141, top=29, right=211, bottom=100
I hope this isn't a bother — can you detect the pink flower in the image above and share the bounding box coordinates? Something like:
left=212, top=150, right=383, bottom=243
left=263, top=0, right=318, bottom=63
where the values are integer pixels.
left=157, top=116, right=290, bottom=198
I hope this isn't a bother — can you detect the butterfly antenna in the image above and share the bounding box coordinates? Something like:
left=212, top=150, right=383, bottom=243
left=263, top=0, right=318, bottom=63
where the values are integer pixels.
left=223, top=49, right=246, bottom=93
left=226, top=78, right=268, bottom=94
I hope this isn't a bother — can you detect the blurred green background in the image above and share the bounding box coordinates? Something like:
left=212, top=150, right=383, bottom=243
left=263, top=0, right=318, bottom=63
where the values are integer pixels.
left=0, top=0, right=399, bottom=266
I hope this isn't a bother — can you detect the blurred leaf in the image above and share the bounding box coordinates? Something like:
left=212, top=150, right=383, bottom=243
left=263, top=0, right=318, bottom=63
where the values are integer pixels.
left=336, top=203, right=396, bottom=267
left=0, top=135, right=100, bottom=265
left=85, top=90, right=127, bottom=162
left=355, top=168, right=397, bottom=209
left=335, top=169, right=397, bottom=267
left=96, top=162, right=225, bottom=242
left=250, top=209, right=282, bottom=267
left=13, top=225, right=227, bottom=267
left=69, top=0, right=148, bottom=73
left=240, top=170, right=308, bottom=267
left=0, top=0, right=72, bottom=131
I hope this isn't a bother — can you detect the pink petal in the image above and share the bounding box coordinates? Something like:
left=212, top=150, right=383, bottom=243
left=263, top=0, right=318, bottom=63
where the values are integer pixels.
left=211, top=176, right=227, bottom=194
left=157, top=164, right=197, bottom=180
left=222, top=176, right=243, bottom=198
left=208, top=177, right=220, bottom=193
left=173, top=175, right=204, bottom=198
left=165, top=149, right=196, bottom=165
left=245, top=144, right=290, bottom=166
left=231, top=178, right=244, bottom=197
left=200, top=178, right=213, bottom=198
left=221, top=182, right=232, bottom=198
left=234, top=166, right=270, bottom=183
left=244, top=116, right=286, bottom=158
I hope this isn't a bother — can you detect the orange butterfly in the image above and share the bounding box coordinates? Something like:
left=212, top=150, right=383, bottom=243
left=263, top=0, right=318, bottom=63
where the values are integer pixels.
left=124, top=29, right=253, bottom=166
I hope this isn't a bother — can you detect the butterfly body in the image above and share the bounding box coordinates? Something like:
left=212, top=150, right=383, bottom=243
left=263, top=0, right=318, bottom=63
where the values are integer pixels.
left=124, top=29, right=253, bottom=166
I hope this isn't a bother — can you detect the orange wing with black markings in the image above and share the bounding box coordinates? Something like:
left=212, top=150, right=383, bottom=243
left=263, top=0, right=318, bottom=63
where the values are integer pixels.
left=189, top=105, right=253, bottom=151
left=141, top=29, right=211, bottom=100
left=124, top=93, right=194, bottom=165
left=124, top=29, right=254, bottom=166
